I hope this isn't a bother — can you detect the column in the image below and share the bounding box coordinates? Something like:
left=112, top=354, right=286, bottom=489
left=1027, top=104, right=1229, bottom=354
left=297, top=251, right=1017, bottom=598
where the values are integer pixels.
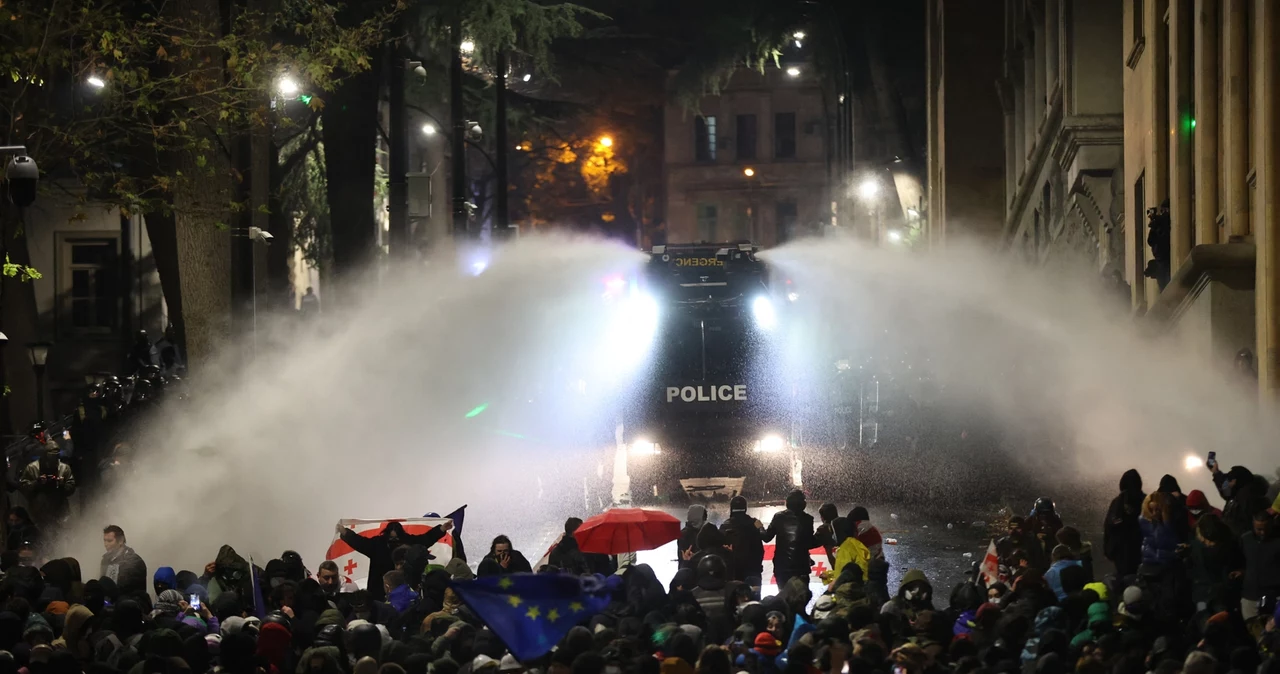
left=1193, top=0, right=1219, bottom=246
left=1147, top=0, right=1170, bottom=306
left=1045, top=0, right=1060, bottom=95
left=1170, top=0, right=1195, bottom=265
left=1024, top=39, right=1036, bottom=158
left=1255, top=0, right=1280, bottom=395
left=1223, top=0, right=1250, bottom=239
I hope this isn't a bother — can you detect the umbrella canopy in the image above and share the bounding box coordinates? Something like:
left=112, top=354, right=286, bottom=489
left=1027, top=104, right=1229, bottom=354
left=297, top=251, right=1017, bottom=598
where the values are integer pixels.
left=574, top=508, right=682, bottom=554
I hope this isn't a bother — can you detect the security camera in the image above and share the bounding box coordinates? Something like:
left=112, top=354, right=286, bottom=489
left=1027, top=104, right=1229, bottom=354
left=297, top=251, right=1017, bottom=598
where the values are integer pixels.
left=5, top=156, right=38, bottom=207
left=248, top=226, right=274, bottom=243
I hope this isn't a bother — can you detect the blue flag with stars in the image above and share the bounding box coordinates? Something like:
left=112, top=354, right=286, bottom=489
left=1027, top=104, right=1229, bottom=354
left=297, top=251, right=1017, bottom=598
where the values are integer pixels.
left=450, top=573, right=620, bottom=661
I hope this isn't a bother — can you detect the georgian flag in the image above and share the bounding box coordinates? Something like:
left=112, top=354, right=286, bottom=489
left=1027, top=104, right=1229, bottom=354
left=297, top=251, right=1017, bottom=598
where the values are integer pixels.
left=326, top=517, right=454, bottom=589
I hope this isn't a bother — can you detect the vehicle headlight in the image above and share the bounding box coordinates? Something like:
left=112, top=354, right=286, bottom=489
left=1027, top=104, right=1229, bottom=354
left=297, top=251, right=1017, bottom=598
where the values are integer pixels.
left=629, top=439, right=660, bottom=456
left=753, top=434, right=786, bottom=453
left=752, top=295, right=777, bottom=330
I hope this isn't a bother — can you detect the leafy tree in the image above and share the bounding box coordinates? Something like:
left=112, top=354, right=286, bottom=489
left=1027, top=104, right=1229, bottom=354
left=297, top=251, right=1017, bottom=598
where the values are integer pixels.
left=1, top=0, right=399, bottom=370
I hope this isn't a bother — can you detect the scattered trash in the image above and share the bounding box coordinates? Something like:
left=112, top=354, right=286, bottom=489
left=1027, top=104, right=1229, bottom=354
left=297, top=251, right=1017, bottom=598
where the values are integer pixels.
left=972, top=521, right=986, bottom=528
left=962, top=552, right=974, bottom=558
left=885, top=538, right=899, bottom=545
left=946, top=523, right=954, bottom=530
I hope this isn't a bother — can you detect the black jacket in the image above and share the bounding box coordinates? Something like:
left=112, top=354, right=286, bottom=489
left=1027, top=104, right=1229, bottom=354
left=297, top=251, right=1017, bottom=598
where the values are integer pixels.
left=341, top=524, right=446, bottom=602
left=548, top=535, right=591, bottom=575
left=763, top=507, right=815, bottom=577
left=721, top=512, right=765, bottom=580
left=477, top=550, right=533, bottom=577
left=1217, top=468, right=1270, bottom=538
left=100, top=545, right=148, bottom=599
left=1104, top=470, right=1145, bottom=577
left=677, top=525, right=700, bottom=570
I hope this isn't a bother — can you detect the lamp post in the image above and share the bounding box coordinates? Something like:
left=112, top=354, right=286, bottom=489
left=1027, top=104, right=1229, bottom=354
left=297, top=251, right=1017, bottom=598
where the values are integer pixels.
left=27, top=342, right=50, bottom=423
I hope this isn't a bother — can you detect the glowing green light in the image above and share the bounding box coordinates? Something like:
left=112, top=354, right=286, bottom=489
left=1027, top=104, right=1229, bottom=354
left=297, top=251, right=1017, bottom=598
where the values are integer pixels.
left=464, top=403, right=489, bottom=418
left=1190, top=118, right=1196, bottom=129
left=298, top=94, right=313, bottom=105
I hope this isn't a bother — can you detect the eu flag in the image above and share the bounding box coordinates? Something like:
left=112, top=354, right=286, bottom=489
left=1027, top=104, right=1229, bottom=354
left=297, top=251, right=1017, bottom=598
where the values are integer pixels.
left=450, top=573, right=619, bottom=661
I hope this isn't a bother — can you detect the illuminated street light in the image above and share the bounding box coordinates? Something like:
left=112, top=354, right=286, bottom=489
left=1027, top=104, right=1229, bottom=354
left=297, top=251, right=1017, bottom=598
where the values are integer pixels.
left=277, top=76, right=300, bottom=97
left=522, top=73, right=532, bottom=82
left=785, top=66, right=801, bottom=78
left=857, top=178, right=880, bottom=201
left=886, top=230, right=903, bottom=243
left=422, top=123, right=437, bottom=136
left=743, top=167, right=756, bottom=178
left=793, top=31, right=806, bottom=39
left=599, top=135, right=614, bottom=148
left=86, top=76, right=106, bottom=89
left=460, top=40, right=476, bottom=54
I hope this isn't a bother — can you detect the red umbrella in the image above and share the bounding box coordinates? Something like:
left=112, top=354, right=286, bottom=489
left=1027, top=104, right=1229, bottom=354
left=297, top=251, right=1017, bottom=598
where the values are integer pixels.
left=574, top=508, right=682, bottom=554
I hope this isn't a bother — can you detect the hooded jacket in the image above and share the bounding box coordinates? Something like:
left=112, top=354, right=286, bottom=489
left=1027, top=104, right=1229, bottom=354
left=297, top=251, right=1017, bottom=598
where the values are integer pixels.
left=1216, top=466, right=1270, bottom=537
left=762, top=492, right=816, bottom=578
left=881, top=569, right=934, bottom=623
left=721, top=510, right=765, bottom=581
left=51, top=604, right=93, bottom=661
left=202, top=545, right=256, bottom=606
left=1103, top=469, right=1145, bottom=575
left=1069, top=602, right=1111, bottom=648
left=476, top=550, right=531, bottom=577
left=828, top=519, right=870, bottom=587
left=100, top=544, right=148, bottom=599
left=1185, top=490, right=1222, bottom=526
left=1240, top=526, right=1280, bottom=601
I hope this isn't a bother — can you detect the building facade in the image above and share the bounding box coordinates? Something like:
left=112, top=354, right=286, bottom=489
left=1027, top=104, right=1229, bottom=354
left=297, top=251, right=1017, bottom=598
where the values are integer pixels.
left=1000, top=0, right=1126, bottom=273
left=662, top=67, right=830, bottom=247
left=1122, top=0, right=1280, bottom=394
left=3, top=192, right=167, bottom=435
left=925, top=0, right=1006, bottom=246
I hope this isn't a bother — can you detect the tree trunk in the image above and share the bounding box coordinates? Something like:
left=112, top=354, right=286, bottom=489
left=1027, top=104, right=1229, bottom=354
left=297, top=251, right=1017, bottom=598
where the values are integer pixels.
left=322, top=55, right=381, bottom=283
left=169, top=0, right=234, bottom=374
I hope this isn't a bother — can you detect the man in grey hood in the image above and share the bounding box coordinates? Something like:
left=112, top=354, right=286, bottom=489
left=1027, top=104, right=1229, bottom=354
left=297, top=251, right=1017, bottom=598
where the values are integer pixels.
left=677, top=504, right=707, bottom=570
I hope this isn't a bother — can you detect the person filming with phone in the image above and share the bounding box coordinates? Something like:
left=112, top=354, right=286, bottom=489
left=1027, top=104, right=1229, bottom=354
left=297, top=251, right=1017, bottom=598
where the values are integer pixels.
left=19, top=442, right=75, bottom=528
left=478, top=535, right=532, bottom=576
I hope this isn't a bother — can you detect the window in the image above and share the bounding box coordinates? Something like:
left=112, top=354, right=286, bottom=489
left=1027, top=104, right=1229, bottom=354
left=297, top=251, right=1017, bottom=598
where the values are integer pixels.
left=735, top=114, right=758, bottom=160
left=59, top=237, right=119, bottom=336
left=775, top=200, right=798, bottom=243
left=695, top=116, right=717, bottom=162
left=696, top=203, right=718, bottom=242
left=774, top=113, right=797, bottom=158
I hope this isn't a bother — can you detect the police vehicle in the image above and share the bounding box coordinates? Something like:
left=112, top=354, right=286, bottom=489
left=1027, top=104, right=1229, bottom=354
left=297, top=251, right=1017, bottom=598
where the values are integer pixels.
left=618, top=242, right=799, bottom=502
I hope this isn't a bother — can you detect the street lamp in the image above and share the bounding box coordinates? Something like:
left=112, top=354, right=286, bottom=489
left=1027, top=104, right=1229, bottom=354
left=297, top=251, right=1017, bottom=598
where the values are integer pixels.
left=86, top=76, right=105, bottom=89
left=785, top=66, right=801, bottom=78
left=27, top=342, right=50, bottom=423
left=598, top=135, right=613, bottom=148
left=422, top=123, right=437, bottom=136
left=277, top=76, right=300, bottom=97
left=460, top=40, right=476, bottom=54
left=743, top=167, right=756, bottom=178
left=857, top=178, right=880, bottom=201
left=886, top=230, right=903, bottom=243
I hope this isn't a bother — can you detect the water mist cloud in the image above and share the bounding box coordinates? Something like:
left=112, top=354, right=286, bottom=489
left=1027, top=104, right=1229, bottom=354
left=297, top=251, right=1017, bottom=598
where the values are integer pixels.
left=61, top=235, right=645, bottom=571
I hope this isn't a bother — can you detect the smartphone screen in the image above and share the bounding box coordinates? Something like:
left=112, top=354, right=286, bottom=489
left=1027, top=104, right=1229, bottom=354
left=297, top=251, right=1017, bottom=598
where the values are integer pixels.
left=189, top=595, right=200, bottom=611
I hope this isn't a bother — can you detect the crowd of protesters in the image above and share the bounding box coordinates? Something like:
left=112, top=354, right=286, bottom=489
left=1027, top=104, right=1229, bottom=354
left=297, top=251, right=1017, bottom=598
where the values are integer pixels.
left=1, top=328, right=187, bottom=541
left=0, top=448, right=1272, bottom=674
